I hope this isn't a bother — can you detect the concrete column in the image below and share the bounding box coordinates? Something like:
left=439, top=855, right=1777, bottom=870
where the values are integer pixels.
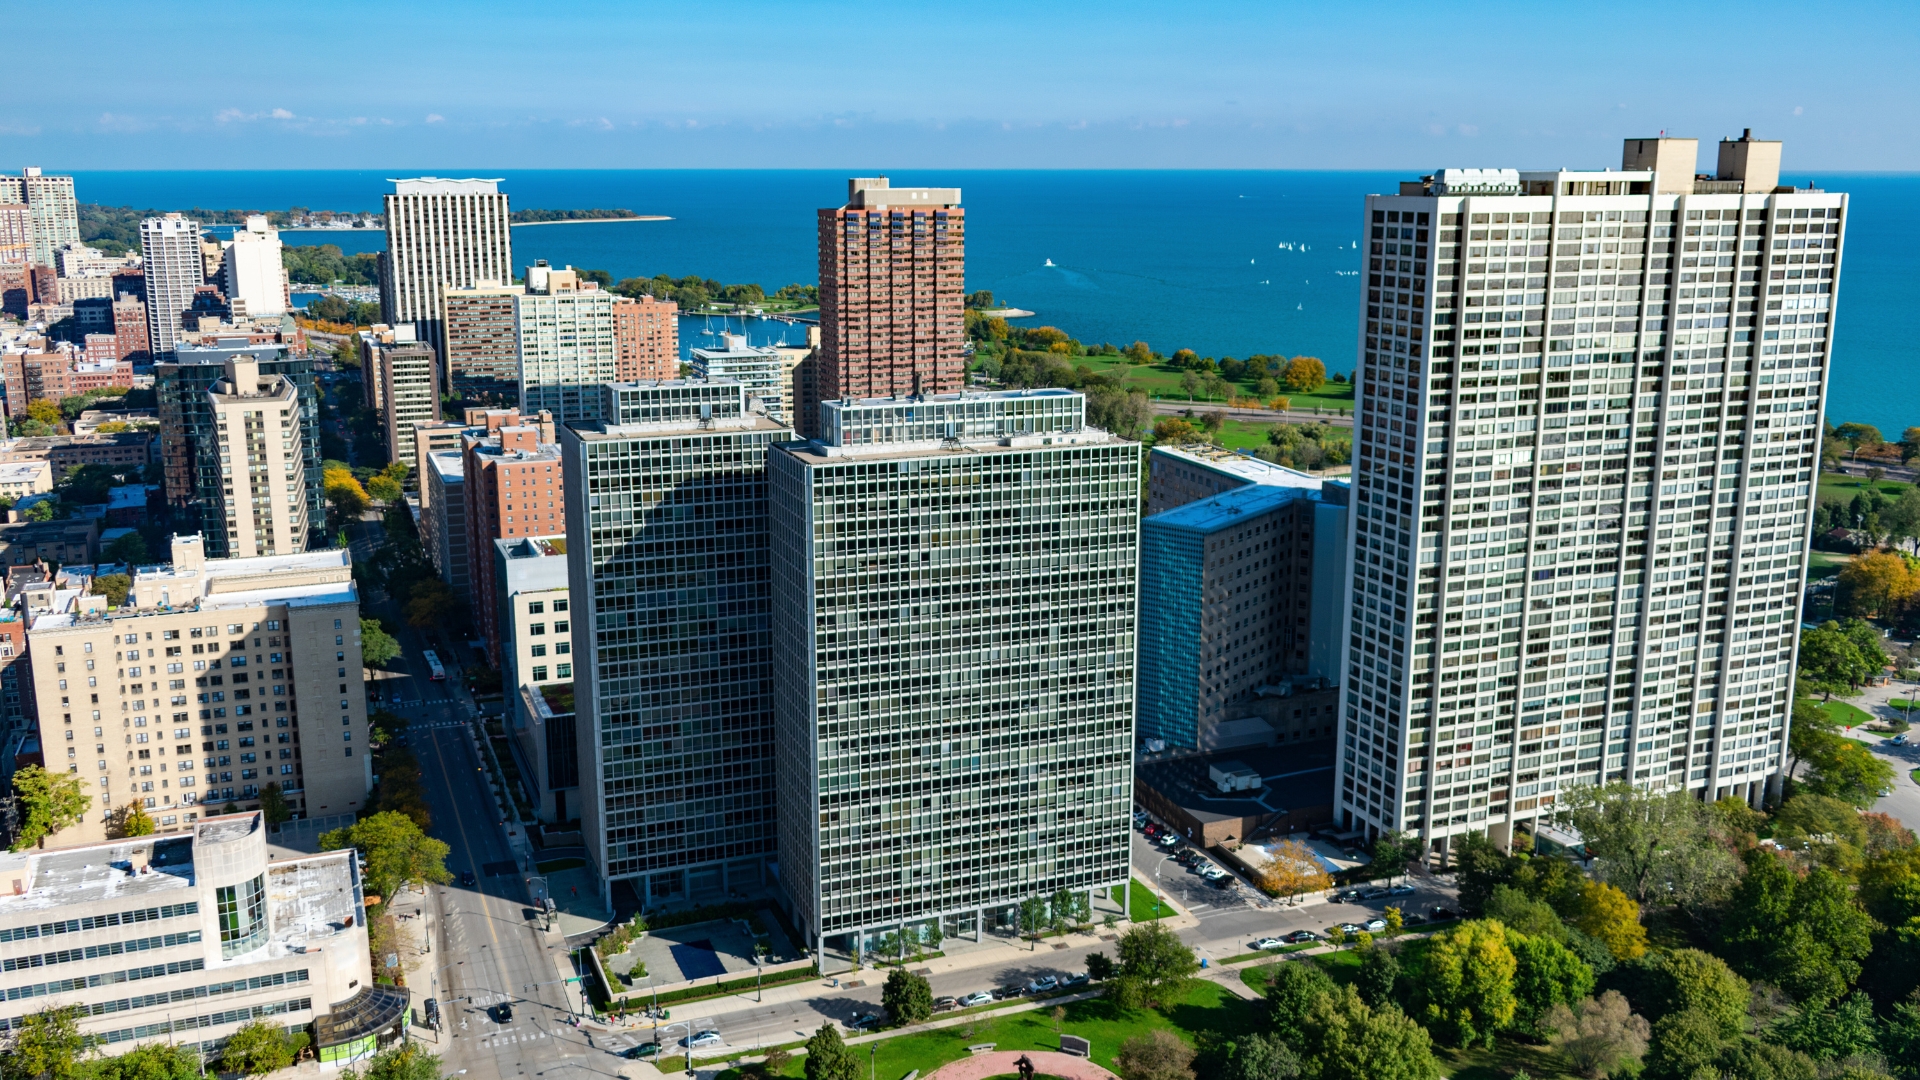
left=975, top=907, right=983, bottom=942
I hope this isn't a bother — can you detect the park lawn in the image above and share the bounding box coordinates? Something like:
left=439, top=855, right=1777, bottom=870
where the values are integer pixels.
left=1817, top=470, right=1913, bottom=505
left=725, top=980, right=1259, bottom=1080
left=1213, top=420, right=1279, bottom=454
left=1806, top=550, right=1849, bottom=581
left=1069, top=355, right=1357, bottom=413
left=1436, top=1039, right=1571, bottom=1080
left=1818, top=699, right=1877, bottom=729
left=1129, top=878, right=1176, bottom=922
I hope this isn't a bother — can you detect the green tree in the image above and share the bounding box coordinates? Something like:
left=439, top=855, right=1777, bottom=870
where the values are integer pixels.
left=96, top=1041, right=202, bottom=1080
left=1770, top=991, right=1880, bottom=1061
left=10, top=766, right=91, bottom=851
left=1799, top=739, right=1897, bottom=810
left=1113, top=919, right=1200, bottom=1009
left=1555, top=781, right=1739, bottom=905
left=1262, top=959, right=1337, bottom=1044
left=1297, top=985, right=1442, bottom=1080
left=1545, top=992, right=1649, bottom=1080
left=1223, top=1032, right=1301, bottom=1080
left=1421, top=919, right=1519, bottom=1048
left=1371, top=830, right=1421, bottom=884
left=1773, top=792, right=1871, bottom=869
left=1356, top=942, right=1401, bottom=1007
left=219, top=1019, right=308, bottom=1076
left=360, top=617, right=401, bottom=667
left=0, top=1006, right=90, bottom=1080
left=104, top=530, right=150, bottom=565
left=802, top=1023, right=858, bottom=1080
left=114, top=802, right=155, bottom=838
left=880, top=967, right=932, bottom=1025
left=256, top=782, right=292, bottom=826
left=1018, top=895, right=1048, bottom=946
left=1115, top=1030, right=1196, bottom=1080
left=1086, top=951, right=1116, bottom=981
left=1485, top=884, right=1566, bottom=939
left=1797, top=625, right=1873, bottom=699
left=404, top=578, right=463, bottom=630
left=340, top=1044, right=440, bottom=1080
left=1643, top=1009, right=1729, bottom=1080
left=319, top=811, right=452, bottom=904
left=1511, top=934, right=1596, bottom=1034
left=89, top=573, right=131, bottom=607
left=1721, top=849, right=1874, bottom=1002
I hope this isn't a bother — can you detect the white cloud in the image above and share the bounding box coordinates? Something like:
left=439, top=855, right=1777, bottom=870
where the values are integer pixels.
left=426, top=114, right=445, bottom=124
left=271, top=108, right=294, bottom=120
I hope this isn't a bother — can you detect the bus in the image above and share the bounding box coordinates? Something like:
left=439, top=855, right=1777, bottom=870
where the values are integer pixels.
left=422, top=650, right=445, bottom=681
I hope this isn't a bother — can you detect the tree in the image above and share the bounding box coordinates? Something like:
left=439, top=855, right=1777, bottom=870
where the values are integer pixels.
left=1296, top=985, right=1442, bottom=1080
left=0, top=1006, right=90, bottom=1080
left=1565, top=880, right=1648, bottom=960
left=25, top=400, right=61, bottom=428
left=367, top=473, right=402, bottom=505
left=1263, top=959, right=1337, bottom=1045
left=1773, top=792, right=1871, bottom=868
left=1643, top=1009, right=1728, bottom=1080
left=1115, top=1030, right=1196, bottom=1080
left=1084, top=385, right=1150, bottom=438
left=1356, top=942, right=1401, bottom=1007
left=319, top=811, right=452, bottom=904
left=1125, top=340, right=1153, bottom=364
left=1112, top=919, right=1200, bottom=1009
left=404, top=578, right=462, bottom=630
left=1511, top=934, right=1596, bottom=1034
left=89, top=573, right=131, bottom=608
left=881, top=967, right=932, bottom=1025
left=1281, top=356, right=1328, bottom=393
left=802, top=1024, right=858, bottom=1080
left=1485, top=884, right=1565, bottom=939
left=104, top=530, right=150, bottom=565
left=114, top=802, right=155, bottom=838
left=1086, top=951, right=1116, bottom=981
left=1259, top=839, right=1332, bottom=901
left=1770, top=991, right=1880, bottom=1061
left=360, top=617, right=401, bottom=667
left=221, top=1019, right=306, bottom=1075
left=1180, top=371, right=1202, bottom=400
left=1546, top=992, right=1649, bottom=1080
left=1371, top=830, right=1421, bottom=884
left=1018, top=895, right=1048, bottom=946
left=340, top=1044, right=440, bottom=1080
left=10, top=766, right=90, bottom=850
left=1421, top=919, right=1518, bottom=1048
left=1556, top=781, right=1739, bottom=905
left=1797, top=625, right=1874, bottom=698
left=97, top=1041, right=203, bottom=1080
left=1222, top=1032, right=1301, bottom=1080
left=257, top=782, right=292, bottom=826
left=1799, top=740, right=1897, bottom=810
left=1648, top=949, right=1749, bottom=1035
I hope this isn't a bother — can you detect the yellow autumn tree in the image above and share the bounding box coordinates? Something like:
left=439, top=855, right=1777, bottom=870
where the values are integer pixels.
left=1257, top=839, right=1332, bottom=902
left=1837, top=549, right=1920, bottom=618
left=1566, top=879, right=1648, bottom=960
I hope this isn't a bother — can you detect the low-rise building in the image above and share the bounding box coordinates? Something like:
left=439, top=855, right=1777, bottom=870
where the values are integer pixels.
left=25, top=536, right=373, bottom=844
left=0, top=460, right=53, bottom=500
left=0, top=432, right=155, bottom=470
left=691, top=333, right=785, bottom=422
left=495, top=535, right=574, bottom=823
left=422, top=451, right=468, bottom=602
left=0, top=518, right=97, bottom=566
left=0, top=811, right=399, bottom=1066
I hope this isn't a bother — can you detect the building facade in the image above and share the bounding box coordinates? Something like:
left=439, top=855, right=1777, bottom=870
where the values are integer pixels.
left=690, top=334, right=786, bottom=421
left=157, top=348, right=323, bottom=561
left=377, top=342, right=440, bottom=470
left=0, top=812, right=392, bottom=1063
left=442, top=282, right=524, bottom=403
left=1337, top=134, right=1836, bottom=858
left=768, top=389, right=1138, bottom=963
left=0, top=169, right=81, bottom=268
left=26, top=536, right=375, bottom=842
left=817, top=177, right=966, bottom=400
left=206, top=358, right=311, bottom=558
left=494, top=535, right=576, bottom=823
left=463, top=418, right=565, bottom=667
left=560, top=381, right=788, bottom=908
left=422, top=450, right=469, bottom=603
left=515, top=264, right=617, bottom=424
left=612, top=294, right=679, bottom=382
left=139, top=215, right=204, bottom=361
left=379, top=178, right=513, bottom=366
left=219, top=216, right=288, bottom=319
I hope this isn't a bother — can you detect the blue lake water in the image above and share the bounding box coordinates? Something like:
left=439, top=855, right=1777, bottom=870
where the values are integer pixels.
left=74, top=169, right=1920, bottom=436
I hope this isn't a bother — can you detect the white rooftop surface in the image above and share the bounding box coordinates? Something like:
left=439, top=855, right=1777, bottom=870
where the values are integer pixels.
left=1155, top=445, right=1326, bottom=492
left=31, top=547, right=356, bottom=630
left=428, top=450, right=464, bottom=482
left=0, top=462, right=49, bottom=482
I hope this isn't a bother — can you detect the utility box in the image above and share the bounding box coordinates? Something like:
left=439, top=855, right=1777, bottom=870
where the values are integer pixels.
left=1209, top=760, right=1262, bottom=793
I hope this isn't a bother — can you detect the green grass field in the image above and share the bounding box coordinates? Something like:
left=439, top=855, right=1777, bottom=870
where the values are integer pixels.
left=1806, top=550, right=1850, bottom=581
left=714, top=979, right=1259, bottom=1080
left=1129, top=878, right=1176, bottom=922
left=1817, top=470, right=1914, bottom=505
left=1818, top=699, right=1878, bottom=730
left=1065, top=355, right=1357, bottom=413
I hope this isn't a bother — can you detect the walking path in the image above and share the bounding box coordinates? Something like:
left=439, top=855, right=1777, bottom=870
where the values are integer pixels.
left=922, top=1051, right=1118, bottom=1080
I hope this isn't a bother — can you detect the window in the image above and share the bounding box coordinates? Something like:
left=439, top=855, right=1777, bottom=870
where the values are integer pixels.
left=215, top=874, right=267, bottom=957
left=531, top=645, right=547, bottom=657
left=527, top=601, right=545, bottom=614
left=556, top=663, right=571, bottom=679
left=532, top=666, right=549, bottom=681
left=553, top=599, right=569, bottom=612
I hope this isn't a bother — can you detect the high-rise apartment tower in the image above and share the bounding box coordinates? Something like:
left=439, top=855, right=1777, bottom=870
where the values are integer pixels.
left=443, top=282, right=525, bottom=403
left=817, top=177, right=965, bottom=400
left=220, top=215, right=289, bottom=318
left=561, top=381, right=789, bottom=907
left=0, top=168, right=80, bottom=267
left=515, top=263, right=617, bottom=424
left=140, top=214, right=205, bottom=360
left=380, top=178, right=513, bottom=367
left=769, top=388, right=1139, bottom=964
left=1338, top=133, right=1838, bottom=859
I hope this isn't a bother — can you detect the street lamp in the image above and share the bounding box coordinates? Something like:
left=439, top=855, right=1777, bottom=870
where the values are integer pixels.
left=870, top=1042, right=877, bottom=1080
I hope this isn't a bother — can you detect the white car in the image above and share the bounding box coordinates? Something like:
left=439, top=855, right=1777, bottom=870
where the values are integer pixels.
left=1253, top=938, right=1286, bottom=951
left=685, top=1031, right=724, bottom=1049
left=1200, top=865, right=1228, bottom=880
left=960, top=991, right=993, bottom=1007
left=1156, top=833, right=1182, bottom=847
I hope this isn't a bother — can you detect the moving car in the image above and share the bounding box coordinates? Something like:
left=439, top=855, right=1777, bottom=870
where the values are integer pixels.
left=1253, top=938, right=1286, bottom=951
left=1284, top=930, right=1319, bottom=944
left=1026, top=976, right=1059, bottom=994
left=685, top=1031, right=724, bottom=1049
left=491, top=1003, right=514, bottom=1023
left=960, top=992, right=994, bottom=1007
left=623, top=1044, right=662, bottom=1059
left=460, top=871, right=478, bottom=887
left=933, top=997, right=959, bottom=1013
left=847, top=1013, right=881, bottom=1031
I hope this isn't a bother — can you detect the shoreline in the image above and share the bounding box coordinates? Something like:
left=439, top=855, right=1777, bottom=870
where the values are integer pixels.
left=511, top=216, right=672, bottom=226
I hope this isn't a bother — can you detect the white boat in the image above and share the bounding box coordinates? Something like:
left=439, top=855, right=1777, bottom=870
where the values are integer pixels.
left=1044, top=258, right=1055, bottom=267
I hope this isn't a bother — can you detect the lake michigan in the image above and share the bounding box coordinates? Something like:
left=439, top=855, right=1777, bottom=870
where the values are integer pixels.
left=71, top=169, right=1920, bottom=436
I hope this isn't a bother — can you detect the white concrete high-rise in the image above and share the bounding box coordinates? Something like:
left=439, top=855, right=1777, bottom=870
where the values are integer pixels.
left=0, top=168, right=80, bottom=267
left=380, top=177, right=513, bottom=366
left=208, top=356, right=312, bottom=557
left=1337, top=133, right=1841, bottom=860
left=221, top=215, right=289, bottom=318
left=515, top=263, right=617, bottom=424
left=140, top=213, right=205, bottom=360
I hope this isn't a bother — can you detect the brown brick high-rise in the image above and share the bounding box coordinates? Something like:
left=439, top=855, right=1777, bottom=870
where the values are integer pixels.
left=817, top=177, right=964, bottom=400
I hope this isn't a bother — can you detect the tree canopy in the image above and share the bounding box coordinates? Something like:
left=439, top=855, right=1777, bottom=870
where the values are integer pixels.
left=319, top=811, right=451, bottom=904
left=10, top=766, right=90, bottom=851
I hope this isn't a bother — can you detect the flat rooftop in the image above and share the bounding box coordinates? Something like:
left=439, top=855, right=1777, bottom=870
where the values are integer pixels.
left=570, top=414, right=789, bottom=441
left=1137, top=738, right=1338, bottom=826
left=1153, top=445, right=1326, bottom=492
left=1147, top=481, right=1325, bottom=533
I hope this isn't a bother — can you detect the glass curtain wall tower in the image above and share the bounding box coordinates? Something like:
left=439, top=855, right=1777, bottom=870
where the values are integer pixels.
left=769, top=388, right=1139, bottom=966
left=1339, top=134, right=1841, bottom=859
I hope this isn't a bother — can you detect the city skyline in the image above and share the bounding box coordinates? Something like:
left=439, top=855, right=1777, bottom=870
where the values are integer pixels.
left=1, top=3, right=1912, bottom=169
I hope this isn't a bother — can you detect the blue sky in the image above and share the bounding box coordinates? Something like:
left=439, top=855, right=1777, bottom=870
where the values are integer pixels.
left=4, top=0, right=1915, bottom=170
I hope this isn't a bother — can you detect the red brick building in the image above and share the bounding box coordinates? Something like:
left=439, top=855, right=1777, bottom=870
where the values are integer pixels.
left=612, top=294, right=679, bottom=381
left=816, top=176, right=966, bottom=400
left=463, top=412, right=565, bottom=666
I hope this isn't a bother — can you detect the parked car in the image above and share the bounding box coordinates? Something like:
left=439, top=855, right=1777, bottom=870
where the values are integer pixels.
left=460, top=871, right=478, bottom=887
left=1387, top=883, right=1415, bottom=896
left=685, top=1031, right=724, bottom=1048
left=992, top=984, right=1026, bottom=1000
left=960, top=991, right=994, bottom=1007
left=1062, top=972, right=1090, bottom=988
left=933, top=997, right=959, bottom=1013
left=1403, top=913, right=1428, bottom=926
left=1210, top=873, right=1235, bottom=889
left=1026, top=976, right=1059, bottom=994
left=1336, top=922, right=1364, bottom=935
left=1332, top=889, right=1361, bottom=903
left=623, top=1043, right=662, bottom=1059
left=1358, top=886, right=1388, bottom=900
left=1156, top=833, right=1182, bottom=848
left=847, top=1014, right=881, bottom=1031
left=1430, top=907, right=1457, bottom=921
left=1253, top=937, right=1286, bottom=951
left=1364, top=918, right=1388, bottom=933
left=1143, top=823, right=1163, bottom=838
left=1284, top=930, right=1319, bottom=944
left=491, top=1003, right=514, bottom=1023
